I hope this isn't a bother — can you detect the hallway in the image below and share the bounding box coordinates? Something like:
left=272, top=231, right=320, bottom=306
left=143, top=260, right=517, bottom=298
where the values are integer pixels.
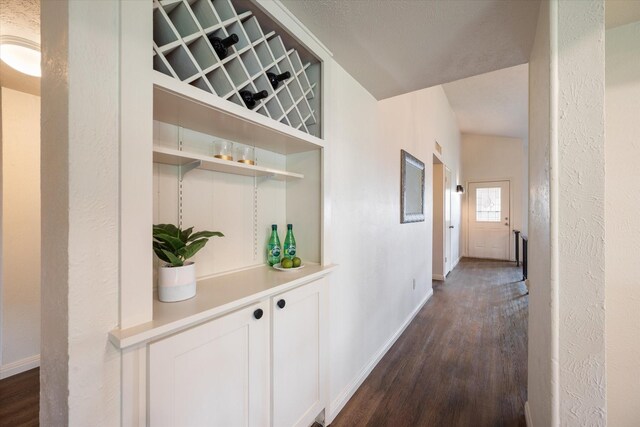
left=331, top=258, right=528, bottom=427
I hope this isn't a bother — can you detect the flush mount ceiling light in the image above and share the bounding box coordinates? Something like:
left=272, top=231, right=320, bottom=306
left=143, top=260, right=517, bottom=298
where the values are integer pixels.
left=0, top=36, right=41, bottom=77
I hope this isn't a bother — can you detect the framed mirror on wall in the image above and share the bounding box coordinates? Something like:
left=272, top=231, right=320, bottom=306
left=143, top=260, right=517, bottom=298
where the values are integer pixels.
left=400, top=149, right=426, bottom=223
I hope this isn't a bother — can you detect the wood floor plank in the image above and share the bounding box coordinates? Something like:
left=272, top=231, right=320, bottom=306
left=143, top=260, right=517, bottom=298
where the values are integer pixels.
left=330, top=258, right=528, bottom=427
left=0, top=368, right=39, bottom=427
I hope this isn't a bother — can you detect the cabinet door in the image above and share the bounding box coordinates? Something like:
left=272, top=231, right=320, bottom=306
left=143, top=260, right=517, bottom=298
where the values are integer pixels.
left=149, top=303, right=270, bottom=427
left=272, top=278, right=327, bottom=427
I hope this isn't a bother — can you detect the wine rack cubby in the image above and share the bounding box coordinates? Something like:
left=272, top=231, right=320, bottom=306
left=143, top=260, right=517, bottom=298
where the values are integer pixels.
left=152, top=0, right=321, bottom=138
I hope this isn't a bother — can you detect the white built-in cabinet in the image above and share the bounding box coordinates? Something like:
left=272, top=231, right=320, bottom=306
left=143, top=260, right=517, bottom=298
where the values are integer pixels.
left=147, top=277, right=327, bottom=427
left=147, top=0, right=329, bottom=282
left=149, top=301, right=270, bottom=427
left=272, top=278, right=327, bottom=427
left=111, top=1, right=334, bottom=425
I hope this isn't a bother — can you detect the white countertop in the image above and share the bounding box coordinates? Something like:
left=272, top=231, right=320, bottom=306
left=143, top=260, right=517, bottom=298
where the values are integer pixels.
left=109, top=263, right=336, bottom=349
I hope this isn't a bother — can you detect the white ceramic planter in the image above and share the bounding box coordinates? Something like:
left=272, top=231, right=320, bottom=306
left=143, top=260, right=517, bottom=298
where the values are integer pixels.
left=158, top=262, right=196, bottom=302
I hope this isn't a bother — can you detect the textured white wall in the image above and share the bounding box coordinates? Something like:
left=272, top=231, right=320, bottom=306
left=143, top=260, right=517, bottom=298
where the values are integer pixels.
left=326, top=63, right=461, bottom=418
left=324, top=64, right=380, bottom=417
left=528, top=1, right=607, bottom=425
left=461, top=134, right=526, bottom=261
left=0, top=87, right=40, bottom=377
left=41, top=1, right=121, bottom=425
left=605, top=20, right=640, bottom=427
left=557, top=1, right=606, bottom=424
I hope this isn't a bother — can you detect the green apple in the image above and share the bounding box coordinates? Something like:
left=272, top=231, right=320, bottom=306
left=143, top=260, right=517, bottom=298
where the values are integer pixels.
left=281, top=258, right=293, bottom=268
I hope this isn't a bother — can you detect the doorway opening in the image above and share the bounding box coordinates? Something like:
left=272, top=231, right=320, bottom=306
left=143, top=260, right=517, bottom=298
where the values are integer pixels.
left=0, top=3, right=42, bottom=426
left=432, top=154, right=453, bottom=280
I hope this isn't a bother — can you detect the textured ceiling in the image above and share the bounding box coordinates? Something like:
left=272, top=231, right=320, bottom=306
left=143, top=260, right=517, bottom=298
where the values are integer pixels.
left=438, top=0, right=639, bottom=141
left=442, top=64, right=528, bottom=140
left=0, top=0, right=40, bottom=42
left=1, top=0, right=635, bottom=100
left=280, top=0, right=540, bottom=100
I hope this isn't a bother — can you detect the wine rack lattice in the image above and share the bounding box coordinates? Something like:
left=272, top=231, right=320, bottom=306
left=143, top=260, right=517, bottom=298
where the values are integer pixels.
left=152, top=0, right=320, bottom=137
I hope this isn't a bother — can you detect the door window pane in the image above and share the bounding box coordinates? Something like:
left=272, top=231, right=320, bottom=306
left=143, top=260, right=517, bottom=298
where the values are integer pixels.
left=476, top=187, right=501, bottom=222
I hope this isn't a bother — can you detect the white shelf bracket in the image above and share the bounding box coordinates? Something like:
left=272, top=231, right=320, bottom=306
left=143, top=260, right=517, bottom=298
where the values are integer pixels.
left=179, top=160, right=201, bottom=180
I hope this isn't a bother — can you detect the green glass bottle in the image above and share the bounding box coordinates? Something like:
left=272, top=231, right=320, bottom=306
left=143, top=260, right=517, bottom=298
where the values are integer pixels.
left=267, top=224, right=281, bottom=266
left=283, top=224, right=296, bottom=259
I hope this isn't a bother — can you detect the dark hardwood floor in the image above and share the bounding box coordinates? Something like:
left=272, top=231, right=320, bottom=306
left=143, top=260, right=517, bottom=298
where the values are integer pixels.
left=330, top=258, right=528, bottom=427
left=0, top=368, right=39, bottom=427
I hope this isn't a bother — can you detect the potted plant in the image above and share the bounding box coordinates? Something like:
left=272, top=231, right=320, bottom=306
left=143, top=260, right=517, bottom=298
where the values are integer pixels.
left=153, top=224, right=223, bottom=302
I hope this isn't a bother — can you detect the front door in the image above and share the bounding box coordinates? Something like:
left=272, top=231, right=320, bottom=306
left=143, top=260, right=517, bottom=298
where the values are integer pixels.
left=468, top=181, right=510, bottom=260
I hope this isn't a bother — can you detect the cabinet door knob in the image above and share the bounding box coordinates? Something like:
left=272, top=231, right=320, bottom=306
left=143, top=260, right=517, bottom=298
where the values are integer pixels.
left=253, top=308, right=264, bottom=319
left=277, top=299, right=286, bottom=309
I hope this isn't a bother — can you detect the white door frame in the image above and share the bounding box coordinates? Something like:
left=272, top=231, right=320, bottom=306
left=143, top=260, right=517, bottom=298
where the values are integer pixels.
left=432, top=155, right=447, bottom=280
left=465, top=178, right=513, bottom=260
left=444, top=167, right=452, bottom=275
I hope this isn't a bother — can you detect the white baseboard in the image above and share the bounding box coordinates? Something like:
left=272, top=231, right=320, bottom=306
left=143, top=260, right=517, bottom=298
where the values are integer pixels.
left=326, top=288, right=434, bottom=424
left=452, top=256, right=462, bottom=269
left=432, top=274, right=445, bottom=281
left=0, top=354, right=40, bottom=379
left=524, top=401, right=533, bottom=427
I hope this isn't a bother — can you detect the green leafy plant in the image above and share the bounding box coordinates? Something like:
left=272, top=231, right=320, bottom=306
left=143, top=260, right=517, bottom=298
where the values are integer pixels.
left=153, top=224, right=223, bottom=267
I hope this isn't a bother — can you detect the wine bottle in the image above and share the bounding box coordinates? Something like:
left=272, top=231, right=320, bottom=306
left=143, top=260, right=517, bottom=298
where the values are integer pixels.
left=267, top=224, right=281, bottom=266
left=240, top=89, right=268, bottom=109
left=283, top=224, right=296, bottom=260
left=208, top=33, right=239, bottom=60
left=267, top=71, right=291, bottom=89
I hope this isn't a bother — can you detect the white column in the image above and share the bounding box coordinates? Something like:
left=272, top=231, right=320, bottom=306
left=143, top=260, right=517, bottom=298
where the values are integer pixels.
left=556, top=0, right=606, bottom=424
left=528, top=0, right=606, bottom=425
left=41, top=1, right=121, bottom=425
